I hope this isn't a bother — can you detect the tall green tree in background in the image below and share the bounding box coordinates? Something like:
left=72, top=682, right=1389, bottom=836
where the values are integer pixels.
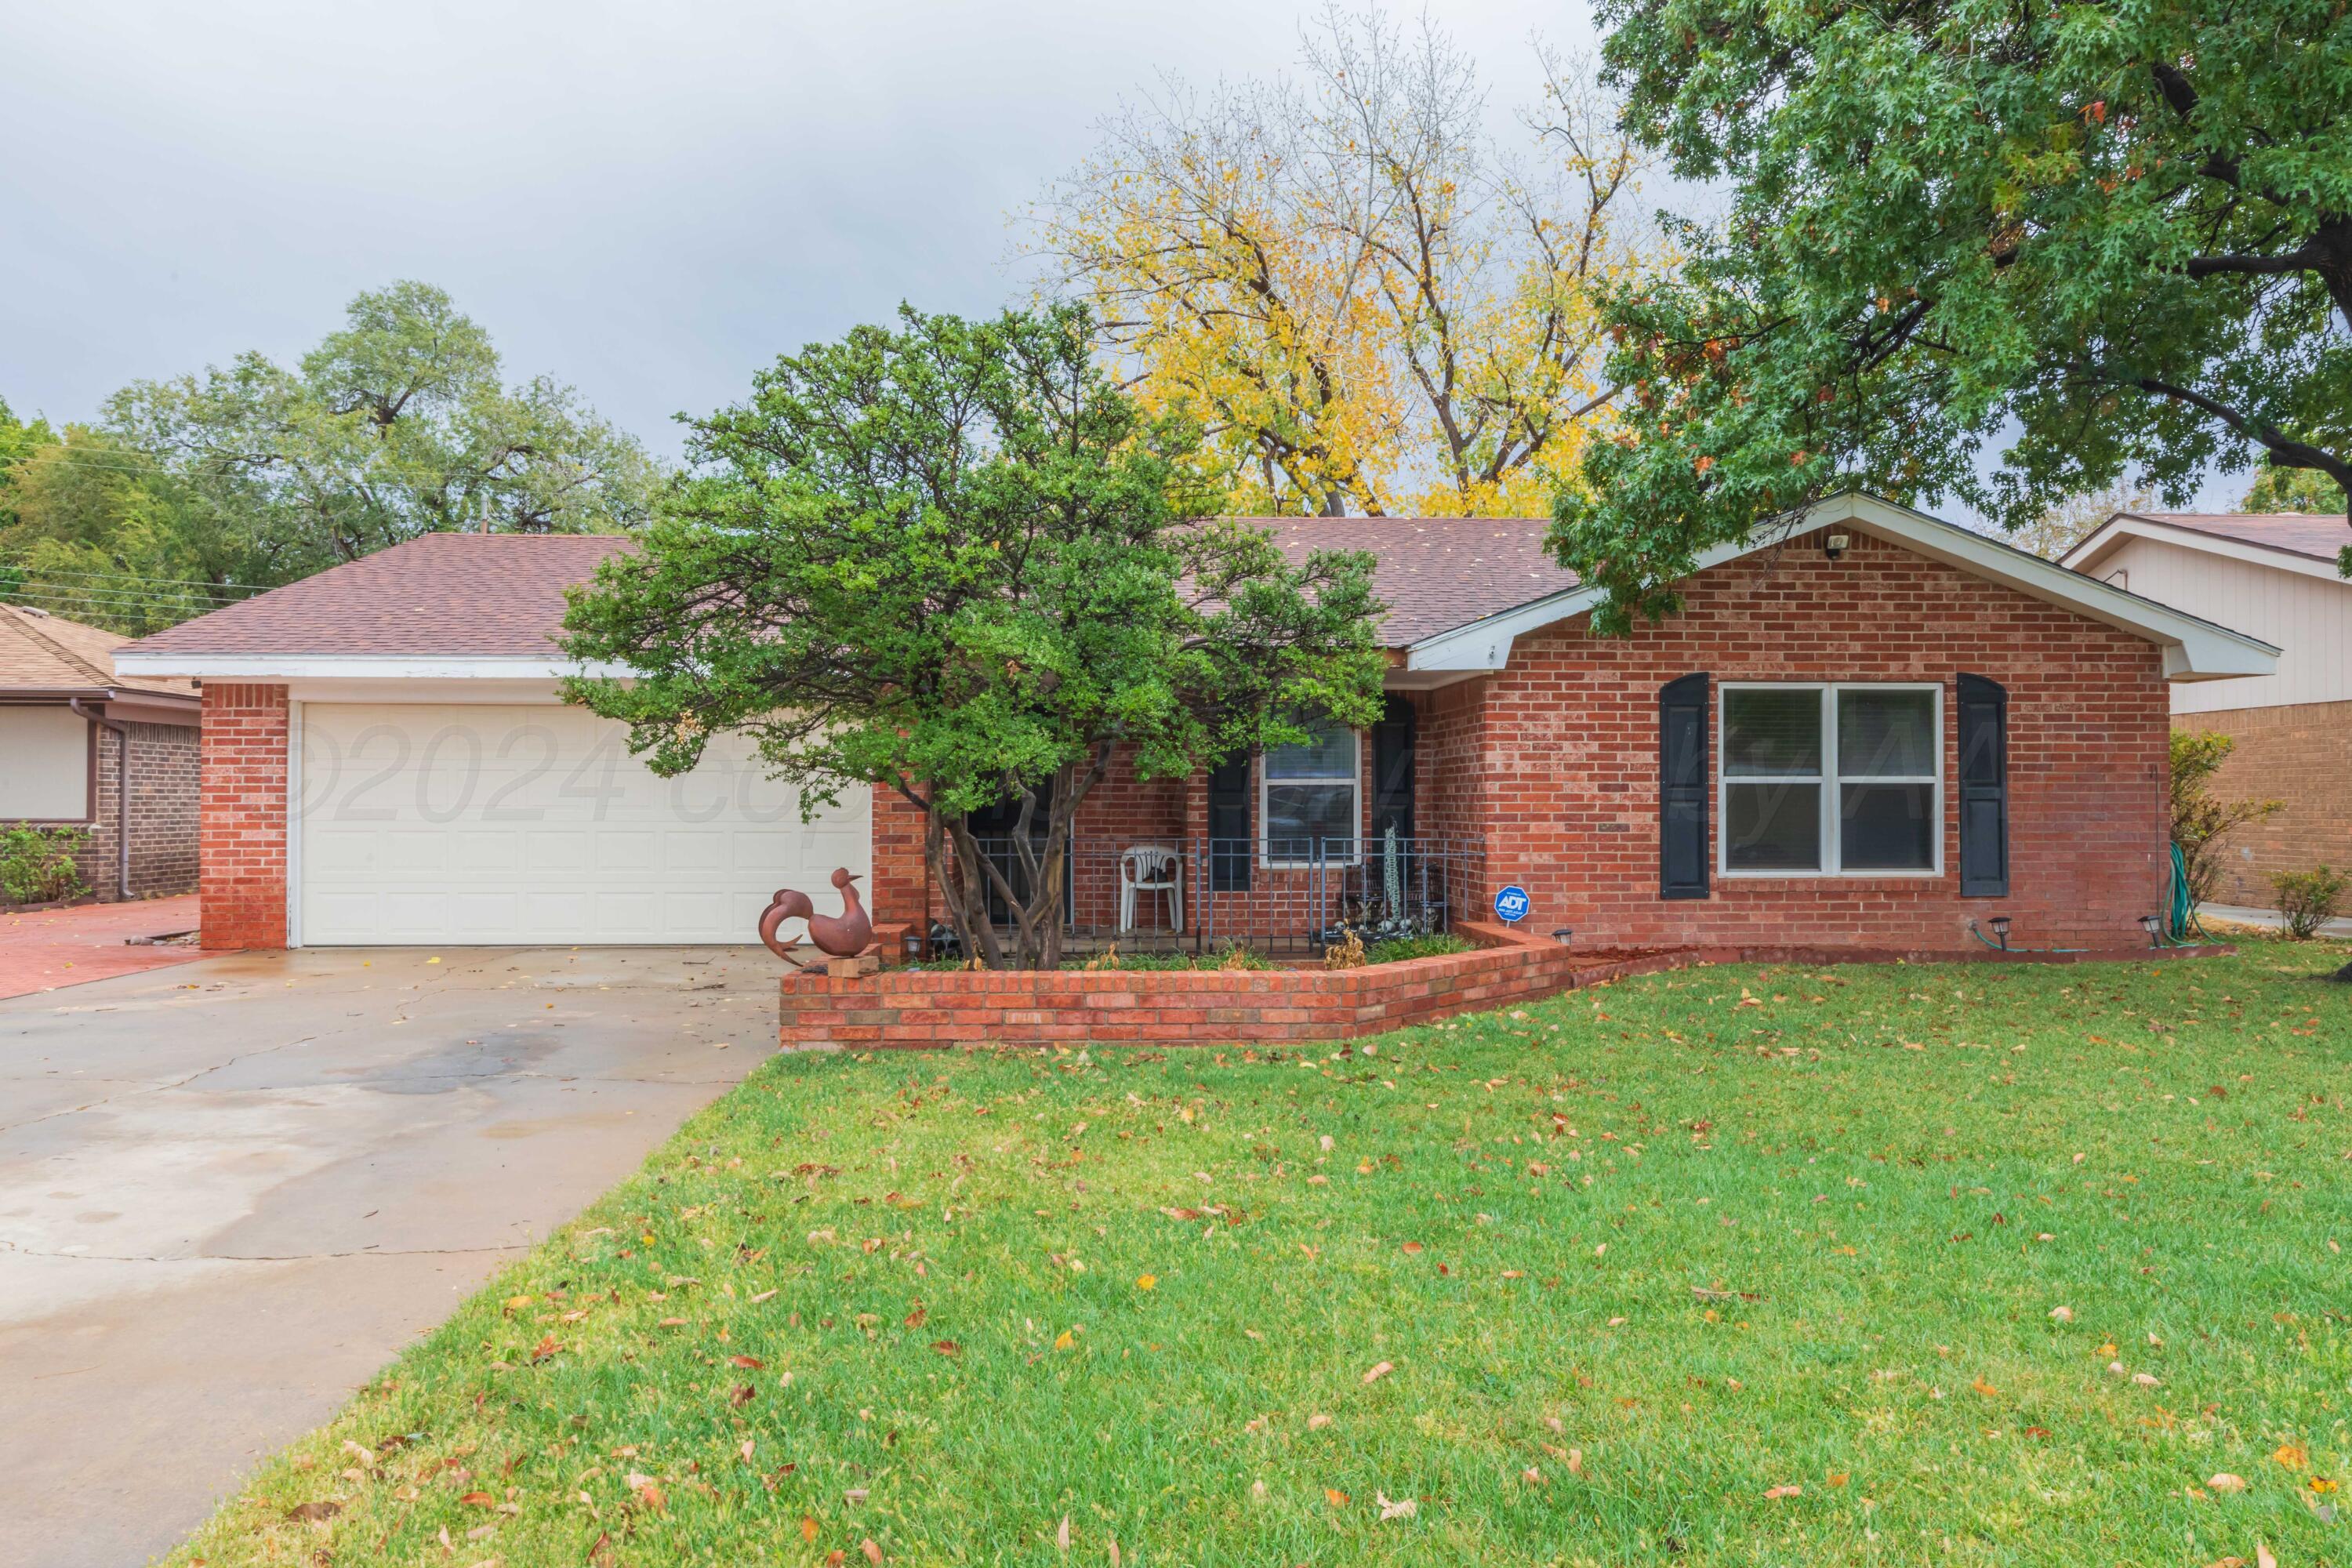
left=1552, top=0, right=2352, bottom=630
left=2243, top=460, right=2346, bottom=514
left=0, top=282, right=659, bottom=632
left=109, top=281, right=659, bottom=574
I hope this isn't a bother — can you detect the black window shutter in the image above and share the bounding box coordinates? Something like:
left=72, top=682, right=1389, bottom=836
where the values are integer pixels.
left=1659, top=673, right=1710, bottom=899
left=1956, top=673, right=2009, bottom=898
left=1208, top=756, right=1252, bottom=891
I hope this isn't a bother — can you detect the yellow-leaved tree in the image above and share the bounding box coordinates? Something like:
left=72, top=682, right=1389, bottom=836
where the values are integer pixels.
left=1029, top=7, right=1650, bottom=517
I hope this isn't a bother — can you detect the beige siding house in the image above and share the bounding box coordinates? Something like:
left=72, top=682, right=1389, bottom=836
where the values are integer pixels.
left=2063, top=512, right=2351, bottom=903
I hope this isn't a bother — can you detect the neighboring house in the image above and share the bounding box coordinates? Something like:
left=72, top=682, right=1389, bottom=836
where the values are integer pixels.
left=117, top=495, right=2275, bottom=955
left=2062, top=511, right=2352, bottom=906
left=0, top=603, right=201, bottom=902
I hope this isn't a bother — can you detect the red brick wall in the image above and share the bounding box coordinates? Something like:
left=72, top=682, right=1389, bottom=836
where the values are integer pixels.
left=2178, top=702, right=2352, bottom=906
left=200, top=683, right=289, bottom=950
left=1457, top=526, right=2170, bottom=951
left=779, top=922, right=1600, bottom=1048
left=80, top=719, right=201, bottom=901
left=848, top=527, right=2174, bottom=956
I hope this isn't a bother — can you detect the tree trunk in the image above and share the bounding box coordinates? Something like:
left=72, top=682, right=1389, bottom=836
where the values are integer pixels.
left=928, top=808, right=1004, bottom=969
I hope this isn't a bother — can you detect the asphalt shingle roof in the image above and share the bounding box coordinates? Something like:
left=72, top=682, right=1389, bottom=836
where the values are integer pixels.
left=0, top=604, right=195, bottom=698
left=125, top=532, right=637, bottom=658
left=2121, top=511, right=2350, bottom=564
left=123, top=518, right=1578, bottom=660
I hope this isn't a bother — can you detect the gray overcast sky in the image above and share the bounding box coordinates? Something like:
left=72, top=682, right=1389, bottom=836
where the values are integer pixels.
left=1, top=1, right=2246, bottom=513
left=1, top=0, right=1595, bottom=456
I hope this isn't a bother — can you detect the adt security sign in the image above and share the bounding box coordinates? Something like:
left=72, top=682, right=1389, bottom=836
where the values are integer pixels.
left=1493, top=884, right=1531, bottom=924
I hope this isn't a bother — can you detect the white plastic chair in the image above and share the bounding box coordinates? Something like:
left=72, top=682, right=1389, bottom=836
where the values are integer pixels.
left=1118, top=845, right=1183, bottom=933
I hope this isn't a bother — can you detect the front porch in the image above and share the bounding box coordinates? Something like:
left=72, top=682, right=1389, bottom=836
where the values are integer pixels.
left=928, top=831, right=1489, bottom=960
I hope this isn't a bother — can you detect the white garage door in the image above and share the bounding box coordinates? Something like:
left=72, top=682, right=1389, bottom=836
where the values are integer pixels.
left=296, top=703, right=870, bottom=946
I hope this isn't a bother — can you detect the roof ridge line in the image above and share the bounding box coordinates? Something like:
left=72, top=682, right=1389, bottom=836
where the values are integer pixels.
left=0, top=603, right=118, bottom=687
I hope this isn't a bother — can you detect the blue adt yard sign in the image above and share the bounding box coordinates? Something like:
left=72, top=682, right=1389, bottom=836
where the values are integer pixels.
left=1493, top=884, right=1531, bottom=924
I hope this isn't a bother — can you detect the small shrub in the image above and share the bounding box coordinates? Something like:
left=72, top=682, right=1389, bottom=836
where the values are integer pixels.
left=2171, top=731, right=2282, bottom=905
left=0, top=825, right=89, bottom=904
left=1323, top=927, right=1367, bottom=971
left=1365, top=932, right=1477, bottom=964
left=2271, top=865, right=2347, bottom=940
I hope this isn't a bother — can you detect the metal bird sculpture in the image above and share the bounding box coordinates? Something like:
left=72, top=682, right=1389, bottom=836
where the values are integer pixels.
left=759, top=869, right=872, bottom=966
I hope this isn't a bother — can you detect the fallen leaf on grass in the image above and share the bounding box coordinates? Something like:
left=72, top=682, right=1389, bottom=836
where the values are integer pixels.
left=1057, top=1515, right=1070, bottom=1551
left=1376, top=1490, right=1417, bottom=1520
left=801, top=1516, right=821, bottom=1542
left=861, top=1540, right=884, bottom=1565
left=730, top=1353, right=764, bottom=1369
left=1136, top=1274, right=1157, bottom=1291
left=2209, top=1473, right=2247, bottom=1493
left=460, top=1491, right=495, bottom=1507
left=1400, top=1241, right=1423, bottom=1255
left=1307, top=1413, right=1332, bottom=1430
left=1764, top=1484, right=1802, bottom=1500
left=1326, top=1488, right=1351, bottom=1507
left=933, top=1339, right=960, bottom=1356
left=2275, top=1444, right=2307, bottom=1469
left=1054, top=1330, right=1076, bottom=1351
left=1362, top=1360, right=1394, bottom=1385
left=284, top=1501, right=340, bottom=1523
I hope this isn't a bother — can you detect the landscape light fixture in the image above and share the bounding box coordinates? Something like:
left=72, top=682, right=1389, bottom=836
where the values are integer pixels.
left=1988, top=915, right=2012, bottom=950
left=1551, top=927, right=1575, bottom=946
left=2140, top=913, right=2163, bottom=947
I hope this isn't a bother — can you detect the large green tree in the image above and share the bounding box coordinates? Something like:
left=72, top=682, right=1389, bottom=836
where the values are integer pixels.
left=107, top=281, right=659, bottom=579
left=562, top=305, right=1385, bottom=970
left=1552, top=0, right=2352, bottom=629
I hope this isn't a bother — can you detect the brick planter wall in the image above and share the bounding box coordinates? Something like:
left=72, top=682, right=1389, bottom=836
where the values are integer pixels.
left=199, top=683, right=290, bottom=950
left=776, top=921, right=1639, bottom=1050
left=778, top=927, right=2232, bottom=1051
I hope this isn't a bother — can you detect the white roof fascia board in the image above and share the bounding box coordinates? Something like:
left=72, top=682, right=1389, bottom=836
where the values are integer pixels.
left=1403, top=531, right=1765, bottom=673
left=111, top=653, right=632, bottom=682
left=1403, top=492, right=2279, bottom=681
left=2062, top=513, right=2352, bottom=586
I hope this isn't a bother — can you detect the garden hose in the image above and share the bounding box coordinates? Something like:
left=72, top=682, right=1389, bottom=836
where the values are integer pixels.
left=2163, top=841, right=2213, bottom=946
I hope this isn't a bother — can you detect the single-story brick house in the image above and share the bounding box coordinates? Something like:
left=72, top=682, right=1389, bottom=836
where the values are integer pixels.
left=115, top=495, right=2276, bottom=954
left=0, top=603, right=201, bottom=902
left=2063, top=510, right=2350, bottom=905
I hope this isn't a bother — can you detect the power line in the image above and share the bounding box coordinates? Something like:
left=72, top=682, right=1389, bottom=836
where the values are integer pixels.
left=0, top=586, right=246, bottom=615
left=0, top=561, right=260, bottom=593
left=0, top=576, right=250, bottom=606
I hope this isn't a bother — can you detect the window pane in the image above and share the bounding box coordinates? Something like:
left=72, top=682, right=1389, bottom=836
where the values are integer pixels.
left=1840, top=782, right=1936, bottom=869
left=1723, top=689, right=1822, bottom=777
left=1838, top=689, right=1936, bottom=777
left=1265, top=783, right=1356, bottom=858
left=1726, top=782, right=1821, bottom=870
left=1266, top=722, right=1356, bottom=779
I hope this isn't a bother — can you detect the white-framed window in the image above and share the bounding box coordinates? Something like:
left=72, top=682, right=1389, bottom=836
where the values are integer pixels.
left=0, top=706, right=93, bottom=822
left=1719, top=683, right=1942, bottom=877
left=1261, top=720, right=1360, bottom=866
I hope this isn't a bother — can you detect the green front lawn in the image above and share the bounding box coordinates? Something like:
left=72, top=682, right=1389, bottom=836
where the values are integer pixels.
left=174, top=942, right=2350, bottom=1566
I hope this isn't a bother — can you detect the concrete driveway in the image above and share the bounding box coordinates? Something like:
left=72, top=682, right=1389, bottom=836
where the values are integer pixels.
left=0, top=944, right=778, bottom=1568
